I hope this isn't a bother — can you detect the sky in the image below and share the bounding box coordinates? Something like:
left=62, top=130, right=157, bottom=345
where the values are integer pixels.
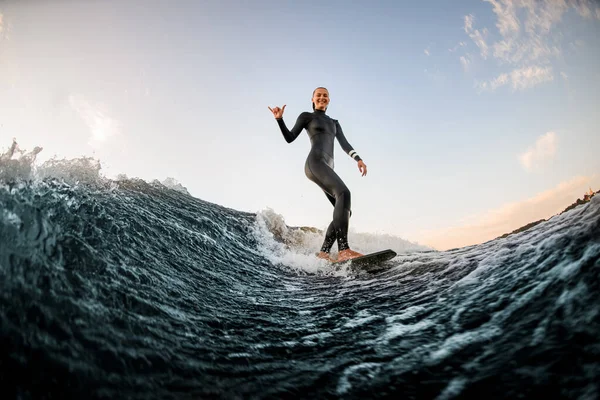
left=0, top=0, right=599, bottom=251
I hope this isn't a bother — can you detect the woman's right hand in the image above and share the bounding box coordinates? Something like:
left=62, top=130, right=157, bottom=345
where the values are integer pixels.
left=268, top=105, right=286, bottom=119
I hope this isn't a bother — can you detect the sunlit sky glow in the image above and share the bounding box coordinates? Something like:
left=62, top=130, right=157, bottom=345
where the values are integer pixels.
left=1, top=0, right=599, bottom=250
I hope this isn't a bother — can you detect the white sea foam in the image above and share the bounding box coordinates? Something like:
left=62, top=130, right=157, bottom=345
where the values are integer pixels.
left=302, top=332, right=333, bottom=341
left=336, top=362, right=383, bottom=395
left=379, top=319, right=436, bottom=343
left=152, top=177, right=191, bottom=196
left=385, top=305, right=427, bottom=323
left=1, top=209, right=22, bottom=227
left=252, top=207, right=431, bottom=275
left=343, top=315, right=380, bottom=329
left=428, top=325, right=503, bottom=363
left=1, top=140, right=195, bottom=198
left=437, top=377, right=468, bottom=400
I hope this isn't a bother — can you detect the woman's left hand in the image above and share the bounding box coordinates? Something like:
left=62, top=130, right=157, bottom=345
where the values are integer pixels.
left=357, top=160, right=367, bottom=176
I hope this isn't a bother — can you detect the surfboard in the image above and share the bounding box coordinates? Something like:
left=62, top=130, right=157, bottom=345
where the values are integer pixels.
left=333, top=249, right=398, bottom=272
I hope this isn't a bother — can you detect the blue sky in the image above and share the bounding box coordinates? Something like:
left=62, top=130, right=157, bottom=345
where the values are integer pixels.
left=1, top=0, right=599, bottom=250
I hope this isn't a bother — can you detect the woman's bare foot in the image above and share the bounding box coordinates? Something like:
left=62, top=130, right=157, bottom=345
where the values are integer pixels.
left=316, top=251, right=332, bottom=261
left=336, top=249, right=364, bottom=262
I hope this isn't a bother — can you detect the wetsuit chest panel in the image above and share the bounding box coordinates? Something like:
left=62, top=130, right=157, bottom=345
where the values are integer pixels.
left=306, top=114, right=335, bottom=137
left=306, top=113, right=336, bottom=159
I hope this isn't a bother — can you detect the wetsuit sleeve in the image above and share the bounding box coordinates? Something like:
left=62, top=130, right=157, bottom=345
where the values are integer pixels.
left=276, top=112, right=310, bottom=143
left=334, top=120, right=362, bottom=162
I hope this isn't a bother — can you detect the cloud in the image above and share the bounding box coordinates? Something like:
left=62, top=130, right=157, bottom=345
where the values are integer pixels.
left=489, top=72, right=509, bottom=90
left=464, top=14, right=474, bottom=32
left=485, top=0, right=520, bottom=36
left=462, top=0, right=597, bottom=89
left=473, top=0, right=565, bottom=64
left=519, top=131, right=557, bottom=171
left=460, top=55, right=471, bottom=71
left=560, top=71, right=568, bottom=80
left=522, top=0, right=569, bottom=35
left=449, top=42, right=467, bottom=52
left=573, top=0, right=593, bottom=19
left=424, top=48, right=430, bottom=56
left=480, top=66, right=553, bottom=91
left=510, top=65, right=553, bottom=89
left=419, top=175, right=596, bottom=250
left=492, top=35, right=560, bottom=64
left=69, top=94, right=120, bottom=147
left=464, top=14, right=490, bottom=58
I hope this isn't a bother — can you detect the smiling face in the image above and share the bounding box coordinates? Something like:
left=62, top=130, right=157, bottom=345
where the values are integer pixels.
left=312, top=87, right=330, bottom=111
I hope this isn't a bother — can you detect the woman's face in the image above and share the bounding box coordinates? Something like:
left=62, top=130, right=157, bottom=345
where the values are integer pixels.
left=312, top=88, right=330, bottom=110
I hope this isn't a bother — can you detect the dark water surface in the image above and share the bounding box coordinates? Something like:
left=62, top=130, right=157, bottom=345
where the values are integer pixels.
left=1, top=175, right=599, bottom=399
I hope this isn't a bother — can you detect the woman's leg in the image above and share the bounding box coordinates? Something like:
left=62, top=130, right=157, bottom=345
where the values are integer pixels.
left=305, top=160, right=354, bottom=252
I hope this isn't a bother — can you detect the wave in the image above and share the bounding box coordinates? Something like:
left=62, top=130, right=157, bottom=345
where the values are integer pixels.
left=1, top=141, right=599, bottom=399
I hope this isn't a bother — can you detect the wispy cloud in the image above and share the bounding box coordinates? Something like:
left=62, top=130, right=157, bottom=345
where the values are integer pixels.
left=522, top=0, right=568, bottom=34
left=424, top=48, right=430, bottom=56
left=464, top=14, right=474, bottom=32
left=573, top=0, right=593, bottom=19
left=487, top=72, right=509, bottom=90
left=464, top=14, right=489, bottom=59
left=460, top=55, right=471, bottom=72
left=69, top=94, right=120, bottom=147
left=449, top=41, right=467, bottom=52
left=507, top=65, right=553, bottom=90
left=462, top=0, right=598, bottom=90
left=492, top=35, right=560, bottom=65
left=519, top=131, right=557, bottom=171
left=419, top=175, right=595, bottom=250
left=479, top=66, right=553, bottom=91
left=485, top=0, right=520, bottom=36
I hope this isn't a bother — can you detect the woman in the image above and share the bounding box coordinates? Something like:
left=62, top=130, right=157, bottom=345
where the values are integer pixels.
left=268, top=87, right=367, bottom=262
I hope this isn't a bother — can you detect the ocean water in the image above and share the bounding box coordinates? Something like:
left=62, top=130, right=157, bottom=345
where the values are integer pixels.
left=1, top=145, right=599, bottom=399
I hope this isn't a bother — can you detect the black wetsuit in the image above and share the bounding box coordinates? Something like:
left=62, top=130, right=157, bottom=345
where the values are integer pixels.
left=276, top=109, right=362, bottom=252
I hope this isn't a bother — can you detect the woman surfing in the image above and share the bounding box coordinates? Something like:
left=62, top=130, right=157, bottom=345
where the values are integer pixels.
left=268, top=87, right=367, bottom=262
